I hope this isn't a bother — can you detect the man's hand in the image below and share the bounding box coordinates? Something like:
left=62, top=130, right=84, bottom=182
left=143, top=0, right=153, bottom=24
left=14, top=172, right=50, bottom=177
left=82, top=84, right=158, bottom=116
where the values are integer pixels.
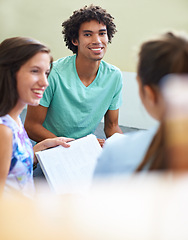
left=97, top=138, right=105, bottom=147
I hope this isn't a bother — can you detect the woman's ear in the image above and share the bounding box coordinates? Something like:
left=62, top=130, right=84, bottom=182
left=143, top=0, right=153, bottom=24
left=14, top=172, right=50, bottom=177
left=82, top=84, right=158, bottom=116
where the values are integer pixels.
left=144, top=85, right=158, bottom=105
left=72, top=39, right=78, bottom=46
left=143, top=84, right=165, bottom=121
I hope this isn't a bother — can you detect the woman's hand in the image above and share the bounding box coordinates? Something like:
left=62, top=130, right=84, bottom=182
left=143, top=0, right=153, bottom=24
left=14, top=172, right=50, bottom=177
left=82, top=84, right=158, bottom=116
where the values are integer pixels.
left=33, top=137, right=74, bottom=164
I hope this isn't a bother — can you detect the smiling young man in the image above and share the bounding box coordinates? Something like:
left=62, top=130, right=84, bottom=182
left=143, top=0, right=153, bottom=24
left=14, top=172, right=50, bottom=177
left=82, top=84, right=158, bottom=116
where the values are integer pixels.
left=24, top=5, right=123, bottom=148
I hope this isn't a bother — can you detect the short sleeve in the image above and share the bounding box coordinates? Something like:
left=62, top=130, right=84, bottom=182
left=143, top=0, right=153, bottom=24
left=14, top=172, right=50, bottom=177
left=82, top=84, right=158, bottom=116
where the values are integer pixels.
left=108, top=70, right=123, bottom=110
left=39, top=68, right=57, bottom=107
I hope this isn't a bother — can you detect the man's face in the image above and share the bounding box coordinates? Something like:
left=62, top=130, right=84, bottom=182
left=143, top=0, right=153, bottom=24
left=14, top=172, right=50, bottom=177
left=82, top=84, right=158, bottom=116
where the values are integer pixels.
left=73, top=20, right=108, bottom=62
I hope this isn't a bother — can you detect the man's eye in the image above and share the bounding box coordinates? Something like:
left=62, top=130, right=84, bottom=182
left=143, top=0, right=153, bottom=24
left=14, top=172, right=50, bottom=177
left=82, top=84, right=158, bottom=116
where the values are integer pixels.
left=84, top=33, right=91, bottom=37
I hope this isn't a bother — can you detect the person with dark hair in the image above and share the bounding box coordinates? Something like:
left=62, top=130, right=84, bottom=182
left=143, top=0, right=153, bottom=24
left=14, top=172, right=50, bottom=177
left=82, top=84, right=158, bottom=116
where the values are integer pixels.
left=24, top=5, right=123, bottom=148
left=94, top=31, right=188, bottom=176
left=0, top=37, right=73, bottom=197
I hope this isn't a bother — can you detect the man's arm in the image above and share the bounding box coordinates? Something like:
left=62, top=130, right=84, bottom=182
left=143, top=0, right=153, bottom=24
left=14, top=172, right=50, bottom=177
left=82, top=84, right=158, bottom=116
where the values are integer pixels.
left=24, top=105, right=57, bottom=142
left=104, top=109, right=123, bottom=138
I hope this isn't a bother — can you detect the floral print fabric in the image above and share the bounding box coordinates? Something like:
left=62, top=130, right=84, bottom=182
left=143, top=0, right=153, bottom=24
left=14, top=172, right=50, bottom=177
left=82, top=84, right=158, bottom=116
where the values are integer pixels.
left=0, top=114, right=35, bottom=197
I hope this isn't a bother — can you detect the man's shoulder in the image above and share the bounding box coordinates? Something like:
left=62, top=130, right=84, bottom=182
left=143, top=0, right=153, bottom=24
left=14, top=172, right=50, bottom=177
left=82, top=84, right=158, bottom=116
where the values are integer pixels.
left=100, top=60, right=121, bottom=74
left=52, top=55, right=75, bottom=70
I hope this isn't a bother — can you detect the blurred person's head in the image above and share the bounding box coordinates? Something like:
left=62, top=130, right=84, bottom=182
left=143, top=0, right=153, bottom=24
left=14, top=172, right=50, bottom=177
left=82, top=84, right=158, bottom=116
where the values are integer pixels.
left=136, top=31, right=188, bottom=121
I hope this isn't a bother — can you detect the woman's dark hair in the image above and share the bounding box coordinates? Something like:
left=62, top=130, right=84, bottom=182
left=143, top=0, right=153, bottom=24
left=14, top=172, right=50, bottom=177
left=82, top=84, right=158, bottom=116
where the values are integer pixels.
left=0, top=37, right=53, bottom=116
left=62, top=4, right=117, bottom=54
left=137, top=31, right=188, bottom=87
left=136, top=31, right=188, bottom=171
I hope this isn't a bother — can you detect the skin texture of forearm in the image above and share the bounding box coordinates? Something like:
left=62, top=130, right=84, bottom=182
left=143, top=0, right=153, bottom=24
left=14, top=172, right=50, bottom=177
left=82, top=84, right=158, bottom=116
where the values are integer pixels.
left=104, top=124, right=123, bottom=138
left=25, top=123, right=57, bottom=143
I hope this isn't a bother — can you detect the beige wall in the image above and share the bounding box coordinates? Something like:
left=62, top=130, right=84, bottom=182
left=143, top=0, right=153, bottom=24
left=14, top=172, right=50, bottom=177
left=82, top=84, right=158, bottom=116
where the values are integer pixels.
left=1, top=0, right=188, bottom=72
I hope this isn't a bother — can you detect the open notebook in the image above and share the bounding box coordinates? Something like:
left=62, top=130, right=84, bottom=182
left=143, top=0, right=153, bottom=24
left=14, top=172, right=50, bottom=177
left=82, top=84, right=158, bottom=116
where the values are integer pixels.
left=35, top=134, right=102, bottom=195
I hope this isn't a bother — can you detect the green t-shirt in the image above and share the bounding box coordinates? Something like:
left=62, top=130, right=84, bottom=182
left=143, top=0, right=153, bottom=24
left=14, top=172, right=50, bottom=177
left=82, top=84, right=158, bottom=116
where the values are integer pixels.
left=40, top=55, right=123, bottom=139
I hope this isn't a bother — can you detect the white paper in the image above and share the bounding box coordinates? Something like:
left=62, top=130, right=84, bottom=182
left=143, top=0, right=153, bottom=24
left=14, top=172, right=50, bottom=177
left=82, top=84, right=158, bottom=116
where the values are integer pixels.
left=35, top=134, right=102, bottom=194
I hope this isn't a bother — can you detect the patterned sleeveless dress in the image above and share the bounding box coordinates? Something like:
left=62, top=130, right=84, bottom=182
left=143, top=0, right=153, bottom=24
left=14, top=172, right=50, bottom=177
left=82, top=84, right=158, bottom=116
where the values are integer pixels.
left=0, top=114, right=35, bottom=197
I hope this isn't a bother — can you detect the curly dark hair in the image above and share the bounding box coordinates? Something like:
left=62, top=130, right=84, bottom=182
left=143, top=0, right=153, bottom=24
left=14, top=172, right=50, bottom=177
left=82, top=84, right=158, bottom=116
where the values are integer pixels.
left=62, top=5, right=117, bottom=54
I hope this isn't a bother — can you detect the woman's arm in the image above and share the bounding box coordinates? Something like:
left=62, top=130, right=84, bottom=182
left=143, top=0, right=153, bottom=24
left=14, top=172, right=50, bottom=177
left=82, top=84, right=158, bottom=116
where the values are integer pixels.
left=33, top=137, right=74, bottom=164
left=0, top=125, right=13, bottom=196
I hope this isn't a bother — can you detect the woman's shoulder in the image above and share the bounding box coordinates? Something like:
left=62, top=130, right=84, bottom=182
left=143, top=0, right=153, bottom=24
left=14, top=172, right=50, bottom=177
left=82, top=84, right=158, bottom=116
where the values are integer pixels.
left=94, top=126, right=159, bottom=176
left=105, top=127, right=158, bottom=149
left=0, top=124, right=13, bottom=146
left=0, top=115, right=13, bottom=134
